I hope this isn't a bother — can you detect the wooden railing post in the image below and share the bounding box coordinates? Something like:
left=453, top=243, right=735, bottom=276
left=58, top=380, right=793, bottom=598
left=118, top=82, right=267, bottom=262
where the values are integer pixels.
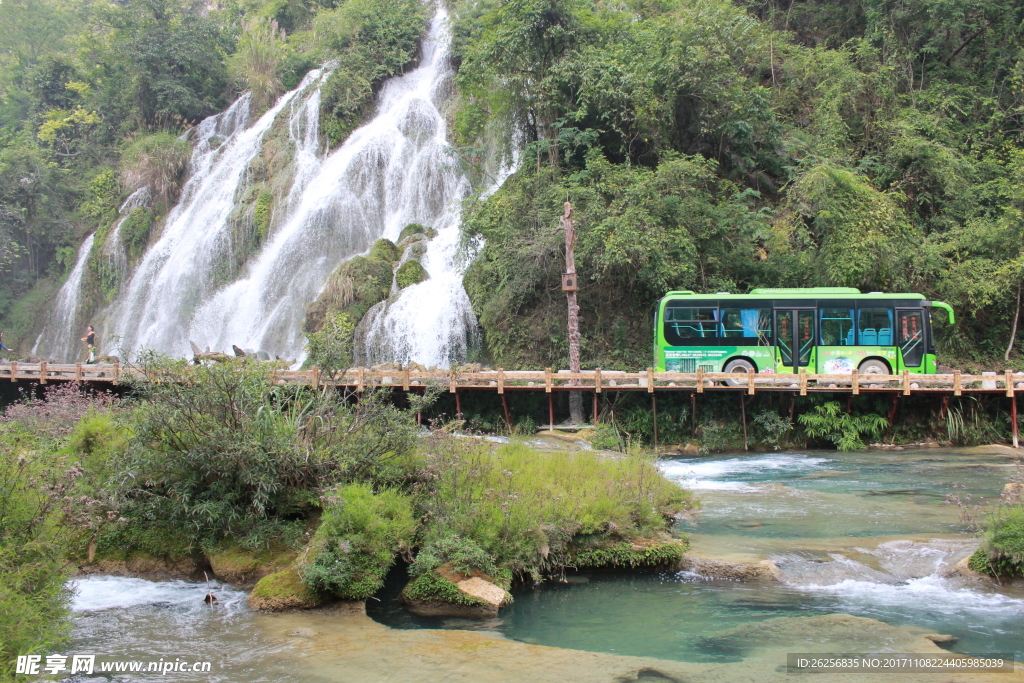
left=954, top=370, right=961, bottom=396
left=799, top=369, right=807, bottom=396
left=545, top=368, right=552, bottom=393
left=747, top=369, right=756, bottom=395
left=696, top=367, right=704, bottom=393
left=402, top=367, right=410, bottom=391
left=10, top=361, right=17, bottom=382
left=75, top=363, right=82, bottom=381
left=647, top=368, right=655, bottom=393
left=311, top=366, right=319, bottom=390
left=39, top=361, right=47, bottom=384
left=357, top=367, right=364, bottom=392
left=851, top=366, right=859, bottom=395
left=902, top=370, right=911, bottom=396
left=497, top=368, right=504, bottom=394
left=595, top=368, right=602, bottom=394
left=1006, top=369, right=1014, bottom=398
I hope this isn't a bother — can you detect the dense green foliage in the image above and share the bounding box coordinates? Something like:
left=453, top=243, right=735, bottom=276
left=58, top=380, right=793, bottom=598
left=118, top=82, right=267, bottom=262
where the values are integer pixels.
left=410, top=438, right=694, bottom=578
left=299, top=482, right=415, bottom=599
left=452, top=0, right=1024, bottom=370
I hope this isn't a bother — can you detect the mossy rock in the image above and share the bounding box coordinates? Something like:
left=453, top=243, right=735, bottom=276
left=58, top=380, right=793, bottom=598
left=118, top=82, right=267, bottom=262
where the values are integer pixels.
left=304, top=256, right=393, bottom=333
left=396, top=259, right=428, bottom=289
left=120, top=206, right=154, bottom=260
left=397, top=223, right=436, bottom=243
left=400, top=564, right=511, bottom=617
left=368, top=238, right=400, bottom=263
left=248, top=569, right=328, bottom=612
left=207, top=544, right=298, bottom=588
left=567, top=535, right=689, bottom=569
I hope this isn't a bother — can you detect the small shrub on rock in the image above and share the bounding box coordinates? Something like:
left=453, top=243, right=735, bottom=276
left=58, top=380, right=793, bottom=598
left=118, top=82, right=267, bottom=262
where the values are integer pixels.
left=299, top=483, right=414, bottom=599
left=395, top=259, right=428, bottom=289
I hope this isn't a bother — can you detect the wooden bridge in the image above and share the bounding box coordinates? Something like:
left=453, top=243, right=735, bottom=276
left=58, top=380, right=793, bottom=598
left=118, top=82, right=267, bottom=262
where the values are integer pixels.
left=5, top=361, right=1024, bottom=445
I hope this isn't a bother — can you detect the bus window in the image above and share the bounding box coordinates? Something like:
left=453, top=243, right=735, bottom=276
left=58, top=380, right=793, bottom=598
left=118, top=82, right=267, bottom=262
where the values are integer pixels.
left=820, top=307, right=854, bottom=346
left=858, top=308, right=893, bottom=346
left=721, top=308, right=771, bottom=341
left=664, top=307, right=718, bottom=346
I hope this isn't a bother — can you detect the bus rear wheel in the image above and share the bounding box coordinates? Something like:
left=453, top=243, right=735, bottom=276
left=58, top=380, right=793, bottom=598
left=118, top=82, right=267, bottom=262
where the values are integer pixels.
left=723, top=359, right=756, bottom=386
left=858, top=359, right=890, bottom=375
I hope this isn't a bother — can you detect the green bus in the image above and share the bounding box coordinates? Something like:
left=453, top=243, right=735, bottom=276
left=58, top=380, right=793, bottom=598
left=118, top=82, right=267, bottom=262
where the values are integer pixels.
left=653, top=287, right=955, bottom=378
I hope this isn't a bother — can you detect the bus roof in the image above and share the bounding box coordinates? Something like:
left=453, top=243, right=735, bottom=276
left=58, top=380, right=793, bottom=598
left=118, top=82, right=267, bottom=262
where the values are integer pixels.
left=661, top=287, right=926, bottom=301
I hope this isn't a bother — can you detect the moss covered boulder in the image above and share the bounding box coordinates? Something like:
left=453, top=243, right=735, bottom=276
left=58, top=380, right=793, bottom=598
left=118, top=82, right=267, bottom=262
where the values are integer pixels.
left=304, top=255, right=393, bottom=334
left=397, top=223, right=436, bottom=243
left=368, top=238, right=400, bottom=263
left=400, top=563, right=512, bottom=618
left=248, top=569, right=328, bottom=612
left=395, top=259, right=428, bottom=289
left=207, top=545, right=298, bottom=588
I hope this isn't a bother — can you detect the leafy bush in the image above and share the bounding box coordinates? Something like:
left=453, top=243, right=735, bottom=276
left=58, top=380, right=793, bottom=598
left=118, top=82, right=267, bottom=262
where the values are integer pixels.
left=0, top=446, right=76, bottom=680
left=971, top=462, right=1024, bottom=578
left=117, top=359, right=425, bottom=548
left=299, top=483, right=414, bottom=599
left=230, top=19, right=286, bottom=112
left=798, top=401, right=888, bottom=451
left=119, top=206, right=154, bottom=260
left=752, top=409, right=792, bottom=449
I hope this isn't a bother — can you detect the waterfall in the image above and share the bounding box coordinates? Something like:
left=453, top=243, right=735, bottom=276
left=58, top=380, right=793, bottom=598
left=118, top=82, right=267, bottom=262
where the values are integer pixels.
left=32, top=233, right=96, bottom=360
left=186, top=8, right=472, bottom=365
left=81, top=7, right=503, bottom=366
left=100, top=70, right=326, bottom=358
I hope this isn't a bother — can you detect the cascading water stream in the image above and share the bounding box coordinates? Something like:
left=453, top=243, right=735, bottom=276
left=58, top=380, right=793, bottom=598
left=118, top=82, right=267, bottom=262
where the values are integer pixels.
left=188, top=8, right=472, bottom=365
left=32, top=233, right=96, bottom=360
left=88, top=8, right=487, bottom=367
left=99, top=69, right=326, bottom=358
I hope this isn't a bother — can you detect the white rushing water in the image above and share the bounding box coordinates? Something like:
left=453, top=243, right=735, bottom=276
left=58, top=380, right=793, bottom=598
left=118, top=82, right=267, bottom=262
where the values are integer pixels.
left=88, top=8, right=484, bottom=367
left=32, top=233, right=95, bottom=361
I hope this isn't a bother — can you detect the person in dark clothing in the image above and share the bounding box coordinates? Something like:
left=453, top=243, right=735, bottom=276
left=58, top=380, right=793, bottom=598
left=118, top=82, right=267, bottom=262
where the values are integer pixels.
left=81, top=325, right=96, bottom=363
left=0, top=331, right=9, bottom=352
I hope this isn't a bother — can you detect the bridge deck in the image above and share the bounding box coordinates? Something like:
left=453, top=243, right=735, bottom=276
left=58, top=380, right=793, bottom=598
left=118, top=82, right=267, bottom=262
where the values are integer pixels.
left=2, top=362, right=1022, bottom=397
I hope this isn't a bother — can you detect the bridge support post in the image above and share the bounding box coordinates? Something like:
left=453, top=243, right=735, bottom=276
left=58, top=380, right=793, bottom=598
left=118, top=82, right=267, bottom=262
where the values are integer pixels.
left=593, top=392, right=598, bottom=425
left=455, top=390, right=462, bottom=419
left=740, top=392, right=748, bottom=451
left=548, top=393, right=554, bottom=432
left=501, top=393, right=512, bottom=433
left=651, top=393, right=658, bottom=452
left=1012, top=392, right=1019, bottom=449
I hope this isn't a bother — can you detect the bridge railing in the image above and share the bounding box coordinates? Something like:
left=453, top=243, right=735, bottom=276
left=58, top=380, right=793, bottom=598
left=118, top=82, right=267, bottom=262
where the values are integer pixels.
left=4, top=361, right=1021, bottom=396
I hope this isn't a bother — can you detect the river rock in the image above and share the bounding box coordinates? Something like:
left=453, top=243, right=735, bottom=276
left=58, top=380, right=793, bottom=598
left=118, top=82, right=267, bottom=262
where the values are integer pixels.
left=400, top=563, right=511, bottom=618
left=207, top=545, right=298, bottom=588
left=248, top=569, right=329, bottom=612
left=678, top=556, right=782, bottom=581
left=1003, top=481, right=1024, bottom=502
left=923, top=633, right=958, bottom=644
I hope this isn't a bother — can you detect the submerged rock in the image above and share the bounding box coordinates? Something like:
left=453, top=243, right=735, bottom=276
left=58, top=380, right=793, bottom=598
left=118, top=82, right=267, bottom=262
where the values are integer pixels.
left=678, top=556, right=782, bottom=581
left=248, top=569, right=329, bottom=612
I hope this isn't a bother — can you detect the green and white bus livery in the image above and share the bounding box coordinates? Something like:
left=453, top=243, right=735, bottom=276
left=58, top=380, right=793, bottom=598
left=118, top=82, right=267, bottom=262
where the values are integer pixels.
left=653, top=287, right=954, bottom=377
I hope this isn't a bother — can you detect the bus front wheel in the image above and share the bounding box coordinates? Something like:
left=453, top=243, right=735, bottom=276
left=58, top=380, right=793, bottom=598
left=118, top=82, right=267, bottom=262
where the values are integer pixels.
left=724, top=359, right=756, bottom=386
left=858, top=359, right=890, bottom=375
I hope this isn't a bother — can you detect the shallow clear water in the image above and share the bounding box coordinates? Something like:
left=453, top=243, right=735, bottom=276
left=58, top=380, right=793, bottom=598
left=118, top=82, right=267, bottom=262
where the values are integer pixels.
left=368, top=448, right=1024, bottom=663
left=68, top=577, right=297, bottom=682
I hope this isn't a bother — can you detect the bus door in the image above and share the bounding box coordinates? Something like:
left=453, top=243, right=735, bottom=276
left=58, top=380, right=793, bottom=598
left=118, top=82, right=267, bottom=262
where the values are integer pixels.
left=775, top=309, right=815, bottom=372
left=896, top=309, right=925, bottom=368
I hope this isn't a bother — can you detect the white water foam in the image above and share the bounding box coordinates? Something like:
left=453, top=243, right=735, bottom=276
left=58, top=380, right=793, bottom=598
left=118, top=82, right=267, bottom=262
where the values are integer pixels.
left=72, top=576, right=247, bottom=613
left=659, top=454, right=832, bottom=491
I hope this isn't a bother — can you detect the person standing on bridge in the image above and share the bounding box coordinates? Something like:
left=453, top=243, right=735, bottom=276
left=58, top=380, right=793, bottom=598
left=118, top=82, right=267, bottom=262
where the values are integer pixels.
left=81, top=325, right=96, bottom=364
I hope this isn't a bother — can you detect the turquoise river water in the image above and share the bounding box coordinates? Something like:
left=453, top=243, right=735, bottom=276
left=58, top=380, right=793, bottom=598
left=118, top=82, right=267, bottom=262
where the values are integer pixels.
left=65, top=446, right=1024, bottom=682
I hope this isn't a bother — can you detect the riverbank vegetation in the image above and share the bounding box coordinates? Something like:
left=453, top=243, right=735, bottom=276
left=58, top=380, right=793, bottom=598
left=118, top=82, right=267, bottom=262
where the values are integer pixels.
left=0, top=366, right=696, bottom=678
left=967, top=461, right=1024, bottom=579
